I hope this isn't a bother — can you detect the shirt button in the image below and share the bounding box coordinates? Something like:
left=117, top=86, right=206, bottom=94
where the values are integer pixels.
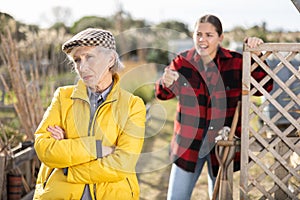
left=208, top=126, right=214, bottom=130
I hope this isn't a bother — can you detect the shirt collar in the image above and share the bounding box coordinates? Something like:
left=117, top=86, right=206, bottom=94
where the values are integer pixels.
left=87, top=80, right=114, bottom=102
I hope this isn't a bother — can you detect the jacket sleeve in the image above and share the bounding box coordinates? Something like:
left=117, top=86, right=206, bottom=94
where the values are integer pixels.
left=34, top=88, right=97, bottom=168
left=67, top=96, right=146, bottom=183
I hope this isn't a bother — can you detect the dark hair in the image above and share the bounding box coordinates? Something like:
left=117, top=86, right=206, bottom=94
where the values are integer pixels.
left=195, top=14, right=223, bottom=36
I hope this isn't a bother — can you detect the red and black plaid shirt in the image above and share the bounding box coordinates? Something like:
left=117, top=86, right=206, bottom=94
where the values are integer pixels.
left=155, top=47, right=273, bottom=176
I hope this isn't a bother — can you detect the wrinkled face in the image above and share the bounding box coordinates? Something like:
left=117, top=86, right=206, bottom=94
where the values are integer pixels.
left=71, top=46, right=114, bottom=90
left=193, top=22, right=223, bottom=59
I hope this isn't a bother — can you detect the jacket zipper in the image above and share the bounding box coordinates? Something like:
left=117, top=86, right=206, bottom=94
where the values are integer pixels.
left=72, top=97, right=117, bottom=199
left=90, top=99, right=117, bottom=199
left=90, top=99, right=117, bottom=136
left=71, top=98, right=93, bottom=136
left=70, top=98, right=115, bottom=136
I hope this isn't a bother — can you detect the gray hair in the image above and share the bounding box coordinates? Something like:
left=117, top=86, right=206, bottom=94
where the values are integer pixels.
left=68, top=46, right=124, bottom=75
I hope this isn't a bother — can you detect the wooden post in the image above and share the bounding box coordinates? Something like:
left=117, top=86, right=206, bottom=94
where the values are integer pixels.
left=240, top=48, right=251, bottom=200
left=0, top=154, right=7, bottom=200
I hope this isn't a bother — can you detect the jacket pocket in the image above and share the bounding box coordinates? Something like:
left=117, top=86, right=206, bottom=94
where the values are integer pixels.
left=126, top=177, right=134, bottom=198
left=97, top=178, right=136, bottom=199
left=40, top=168, right=85, bottom=199
left=43, top=168, right=54, bottom=189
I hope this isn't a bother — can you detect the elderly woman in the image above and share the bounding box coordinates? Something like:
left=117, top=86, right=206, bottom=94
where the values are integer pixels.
left=33, top=28, right=146, bottom=200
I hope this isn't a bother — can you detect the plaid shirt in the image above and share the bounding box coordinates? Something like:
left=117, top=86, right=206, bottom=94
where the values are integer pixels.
left=155, top=47, right=273, bottom=176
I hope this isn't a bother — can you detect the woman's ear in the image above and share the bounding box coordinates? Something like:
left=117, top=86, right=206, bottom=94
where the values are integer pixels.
left=108, top=53, right=116, bottom=68
left=219, top=34, right=224, bottom=44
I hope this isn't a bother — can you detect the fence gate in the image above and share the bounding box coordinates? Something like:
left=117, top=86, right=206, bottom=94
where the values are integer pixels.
left=241, top=43, right=300, bottom=200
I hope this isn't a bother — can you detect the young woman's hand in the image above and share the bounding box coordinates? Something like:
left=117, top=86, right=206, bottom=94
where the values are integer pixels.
left=244, top=37, right=264, bottom=56
left=162, top=68, right=179, bottom=87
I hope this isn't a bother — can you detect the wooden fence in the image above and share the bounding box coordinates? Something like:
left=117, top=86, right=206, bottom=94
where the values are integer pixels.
left=241, top=43, right=300, bottom=199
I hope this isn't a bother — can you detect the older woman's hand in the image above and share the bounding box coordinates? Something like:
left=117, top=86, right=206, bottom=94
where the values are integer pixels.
left=47, top=125, right=65, bottom=140
left=48, top=125, right=115, bottom=157
left=102, top=146, right=115, bottom=157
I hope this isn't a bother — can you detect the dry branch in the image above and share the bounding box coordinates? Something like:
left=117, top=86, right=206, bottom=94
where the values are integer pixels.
left=0, top=27, right=44, bottom=141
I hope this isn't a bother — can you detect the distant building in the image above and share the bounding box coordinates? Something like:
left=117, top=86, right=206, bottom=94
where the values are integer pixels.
left=167, top=39, right=193, bottom=61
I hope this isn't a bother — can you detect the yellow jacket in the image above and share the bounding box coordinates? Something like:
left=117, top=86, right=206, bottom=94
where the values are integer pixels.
left=34, top=74, right=146, bottom=199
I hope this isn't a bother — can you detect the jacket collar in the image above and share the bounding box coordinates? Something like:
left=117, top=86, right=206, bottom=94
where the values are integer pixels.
left=71, top=74, right=120, bottom=102
left=191, top=46, right=233, bottom=63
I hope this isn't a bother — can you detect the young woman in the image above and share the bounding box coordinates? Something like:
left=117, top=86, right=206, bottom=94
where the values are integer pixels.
left=155, top=14, right=273, bottom=200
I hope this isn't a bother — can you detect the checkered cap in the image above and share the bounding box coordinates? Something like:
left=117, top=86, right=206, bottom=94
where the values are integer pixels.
left=62, top=28, right=116, bottom=53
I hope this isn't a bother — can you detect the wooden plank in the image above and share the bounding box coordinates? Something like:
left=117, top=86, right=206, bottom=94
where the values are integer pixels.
left=249, top=151, right=296, bottom=198
left=251, top=58, right=299, bottom=107
left=251, top=179, right=273, bottom=199
left=240, top=50, right=251, bottom=200
left=242, top=43, right=300, bottom=198
left=250, top=104, right=299, bottom=154
left=249, top=149, right=295, bottom=196
left=251, top=132, right=300, bottom=181
left=249, top=137, right=298, bottom=152
left=273, top=52, right=300, bottom=80
left=244, top=43, right=300, bottom=52
left=252, top=80, right=300, bottom=137
left=5, top=147, right=36, bottom=171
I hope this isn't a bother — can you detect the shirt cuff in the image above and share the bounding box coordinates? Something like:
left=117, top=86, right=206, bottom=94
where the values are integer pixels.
left=96, top=140, right=102, bottom=158
left=63, top=167, right=68, bottom=176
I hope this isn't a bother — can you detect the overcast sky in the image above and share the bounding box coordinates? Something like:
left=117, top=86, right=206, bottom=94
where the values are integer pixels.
left=0, top=0, right=299, bottom=31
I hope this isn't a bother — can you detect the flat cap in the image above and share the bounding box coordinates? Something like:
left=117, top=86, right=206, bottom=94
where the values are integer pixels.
left=62, top=28, right=116, bottom=54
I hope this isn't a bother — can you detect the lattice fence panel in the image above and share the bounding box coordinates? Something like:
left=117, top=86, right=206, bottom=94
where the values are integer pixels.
left=241, top=43, right=300, bottom=200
